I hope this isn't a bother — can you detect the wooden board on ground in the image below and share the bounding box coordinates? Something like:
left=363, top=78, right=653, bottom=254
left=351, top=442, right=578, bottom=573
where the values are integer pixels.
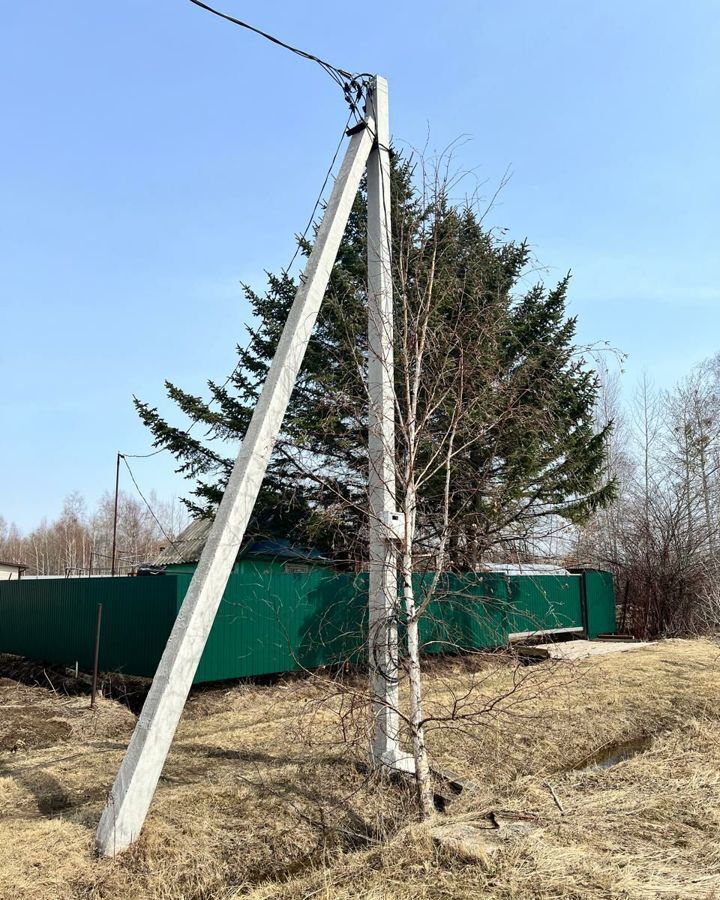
left=518, top=639, right=652, bottom=661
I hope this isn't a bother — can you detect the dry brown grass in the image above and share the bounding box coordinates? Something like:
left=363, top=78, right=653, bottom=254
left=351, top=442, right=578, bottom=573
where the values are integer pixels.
left=2, top=639, right=720, bottom=899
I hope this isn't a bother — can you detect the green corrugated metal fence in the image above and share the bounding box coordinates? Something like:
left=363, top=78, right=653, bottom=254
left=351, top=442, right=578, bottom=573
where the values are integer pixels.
left=0, top=566, right=615, bottom=683
left=416, top=572, right=585, bottom=652
left=183, top=563, right=368, bottom=682
left=583, top=569, right=616, bottom=638
left=0, top=576, right=178, bottom=678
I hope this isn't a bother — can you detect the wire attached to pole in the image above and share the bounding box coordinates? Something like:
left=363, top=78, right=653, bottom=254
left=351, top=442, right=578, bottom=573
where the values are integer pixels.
left=188, top=0, right=372, bottom=118
left=117, top=8, right=375, bottom=526
left=120, top=455, right=183, bottom=554
left=121, top=106, right=359, bottom=463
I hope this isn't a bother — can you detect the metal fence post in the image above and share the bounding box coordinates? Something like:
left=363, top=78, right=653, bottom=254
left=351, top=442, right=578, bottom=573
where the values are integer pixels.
left=91, top=603, right=103, bottom=708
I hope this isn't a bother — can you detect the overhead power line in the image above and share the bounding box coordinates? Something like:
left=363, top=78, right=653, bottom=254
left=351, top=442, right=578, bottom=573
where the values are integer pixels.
left=117, top=6, right=372, bottom=519
left=188, top=0, right=371, bottom=118
left=122, top=105, right=356, bottom=462
left=120, top=455, right=181, bottom=554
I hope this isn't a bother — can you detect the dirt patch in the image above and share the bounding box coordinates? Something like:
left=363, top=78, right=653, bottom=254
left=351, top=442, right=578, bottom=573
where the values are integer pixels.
left=432, top=814, right=543, bottom=862
left=0, top=654, right=152, bottom=714
left=0, top=709, right=72, bottom=752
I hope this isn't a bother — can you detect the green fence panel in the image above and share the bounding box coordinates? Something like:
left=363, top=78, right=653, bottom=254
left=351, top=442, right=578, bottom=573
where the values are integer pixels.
left=416, top=573, right=510, bottom=652
left=0, top=568, right=615, bottom=683
left=504, top=575, right=584, bottom=637
left=416, top=573, right=584, bottom=652
left=184, top=563, right=368, bottom=683
left=584, top=570, right=616, bottom=638
left=0, top=576, right=177, bottom=677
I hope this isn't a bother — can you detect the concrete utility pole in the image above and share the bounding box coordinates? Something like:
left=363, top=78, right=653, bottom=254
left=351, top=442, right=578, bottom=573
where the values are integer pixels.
left=95, top=108, right=376, bottom=856
left=366, top=78, right=409, bottom=771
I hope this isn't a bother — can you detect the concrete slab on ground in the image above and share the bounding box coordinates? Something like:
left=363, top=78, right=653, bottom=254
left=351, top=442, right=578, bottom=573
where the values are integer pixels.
left=519, top=639, right=652, bottom=661
left=432, top=815, right=542, bottom=861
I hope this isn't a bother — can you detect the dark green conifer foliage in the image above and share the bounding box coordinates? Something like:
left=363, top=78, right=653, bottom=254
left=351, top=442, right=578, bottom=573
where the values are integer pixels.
left=136, top=155, right=614, bottom=564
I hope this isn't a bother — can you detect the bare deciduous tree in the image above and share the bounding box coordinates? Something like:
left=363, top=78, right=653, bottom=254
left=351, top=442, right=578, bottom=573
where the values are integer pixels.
left=0, top=491, right=187, bottom=576
left=576, top=353, right=720, bottom=637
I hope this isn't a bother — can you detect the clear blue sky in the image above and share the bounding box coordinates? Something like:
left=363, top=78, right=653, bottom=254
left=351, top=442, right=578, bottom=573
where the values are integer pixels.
left=2, top=0, right=718, bottom=530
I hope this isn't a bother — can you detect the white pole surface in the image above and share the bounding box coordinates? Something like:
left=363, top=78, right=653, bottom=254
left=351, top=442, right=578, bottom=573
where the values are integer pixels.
left=366, top=77, right=403, bottom=767
left=96, top=120, right=375, bottom=856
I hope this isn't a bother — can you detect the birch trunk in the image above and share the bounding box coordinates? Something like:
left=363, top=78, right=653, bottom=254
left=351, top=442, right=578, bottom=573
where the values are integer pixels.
left=400, top=495, right=435, bottom=817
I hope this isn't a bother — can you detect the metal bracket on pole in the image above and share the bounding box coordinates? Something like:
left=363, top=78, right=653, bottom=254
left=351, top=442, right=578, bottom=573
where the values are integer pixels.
left=95, top=114, right=375, bottom=857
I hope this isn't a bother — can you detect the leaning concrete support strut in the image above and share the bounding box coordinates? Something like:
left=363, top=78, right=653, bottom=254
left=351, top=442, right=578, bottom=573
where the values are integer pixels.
left=96, top=117, right=375, bottom=856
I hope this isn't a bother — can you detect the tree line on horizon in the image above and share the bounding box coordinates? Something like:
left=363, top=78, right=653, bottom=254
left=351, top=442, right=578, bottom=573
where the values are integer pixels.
left=0, top=491, right=187, bottom=577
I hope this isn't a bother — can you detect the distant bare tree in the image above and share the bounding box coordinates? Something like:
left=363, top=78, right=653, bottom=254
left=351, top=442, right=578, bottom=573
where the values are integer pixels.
left=577, top=353, right=720, bottom=637
left=0, top=491, right=188, bottom=576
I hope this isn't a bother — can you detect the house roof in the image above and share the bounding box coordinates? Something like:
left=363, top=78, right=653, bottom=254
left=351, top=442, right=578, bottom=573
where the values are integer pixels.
left=0, top=560, right=28, bottom=570
left=154, top=518, right=213, bottom=565
left=153, top=519, right=331, bottom=566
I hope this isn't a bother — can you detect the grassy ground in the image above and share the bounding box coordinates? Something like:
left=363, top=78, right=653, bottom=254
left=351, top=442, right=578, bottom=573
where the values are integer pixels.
left=1, top=640, right=720, bottom=899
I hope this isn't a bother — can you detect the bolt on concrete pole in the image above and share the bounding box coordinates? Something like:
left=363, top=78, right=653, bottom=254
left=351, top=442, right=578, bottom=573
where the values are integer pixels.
left=95, top=118, right=375, bottom=856
left=366, top=77, right=409, bottom=772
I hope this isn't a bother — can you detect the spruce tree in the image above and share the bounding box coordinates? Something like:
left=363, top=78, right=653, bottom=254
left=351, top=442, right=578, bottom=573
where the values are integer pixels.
left=136, top=154, right=614, bottom=564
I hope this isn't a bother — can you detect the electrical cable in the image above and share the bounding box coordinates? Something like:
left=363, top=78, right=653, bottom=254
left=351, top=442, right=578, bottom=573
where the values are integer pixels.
left=121, top=447, right=165, bottom=460
left=120, top=455, right=182, bottom=553
left=284, top=107, right=354, bottom=274
left=121, top=106, right=359, bottom=463
left=188, top=0, right=372, bottom=118
left=117, top=9, right=375, bottom=520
